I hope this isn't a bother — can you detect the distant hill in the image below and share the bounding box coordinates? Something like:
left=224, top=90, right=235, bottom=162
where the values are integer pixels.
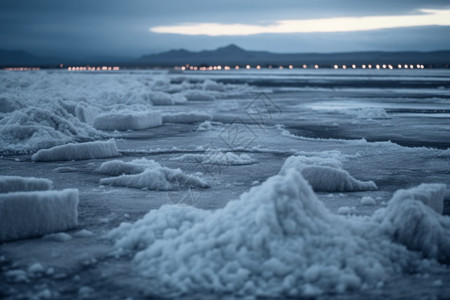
left=137, top=44, right=450, bottom=67
left=1, top=45, right=450, bottom=68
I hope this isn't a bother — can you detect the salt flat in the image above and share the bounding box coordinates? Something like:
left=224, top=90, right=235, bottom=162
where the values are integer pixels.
left=0, top=69, right=450, bottom=299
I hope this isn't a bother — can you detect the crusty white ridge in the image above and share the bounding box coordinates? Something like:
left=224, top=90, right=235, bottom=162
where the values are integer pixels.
left=93, top=111, right=162, bottom=131
left=32, top=140, right=120, bottom=161
left=0, top=176, right=53, bottom=193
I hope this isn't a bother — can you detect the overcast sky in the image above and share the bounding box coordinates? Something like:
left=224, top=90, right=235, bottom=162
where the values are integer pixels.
left=1, top=0, right=450, bottom=58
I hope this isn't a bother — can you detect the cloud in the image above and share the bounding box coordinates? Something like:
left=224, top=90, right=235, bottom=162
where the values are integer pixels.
left=150, top=9, right=450, bottom=36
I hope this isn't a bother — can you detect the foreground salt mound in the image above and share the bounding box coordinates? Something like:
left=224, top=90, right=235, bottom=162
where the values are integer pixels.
left=0, top=176, right=52, bottom=193
left=32, top=140, right=119, bottom=162
left=0, top=189, right=79, bottom=242
left=93, top=111, right=162, bottom=131
left=109, top=170, right=450, bottom=297
left=172, top=151, right=256, bottom=165
left=162, top=112, right=213, bottom=124
left=280, top=155, right=377, bottom=192
left=99, top=158, right=209, bottom=190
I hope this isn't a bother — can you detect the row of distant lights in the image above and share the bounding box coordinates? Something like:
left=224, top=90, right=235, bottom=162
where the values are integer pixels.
left=175, top=63, right=426, bottom=71
left=67, top=66, right=120, bottom=71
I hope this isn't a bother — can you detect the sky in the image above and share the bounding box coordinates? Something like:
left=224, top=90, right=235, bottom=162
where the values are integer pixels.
left=1, top=0, right=450, bottom=58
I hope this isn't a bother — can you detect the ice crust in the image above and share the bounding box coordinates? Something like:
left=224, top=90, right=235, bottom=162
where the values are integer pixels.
left=280, top=155, right=377, bottom=192
left=109, top=170, right=449, bottom=297
left=0, top=176, right=53, bottom=193
left=0, top=189, right=79, bottom=242
left=32, top=140, right=120, bottom=162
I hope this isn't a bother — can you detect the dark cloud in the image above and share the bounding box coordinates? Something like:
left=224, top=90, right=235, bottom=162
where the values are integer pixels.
left=0, top=0, right=449, bottom=57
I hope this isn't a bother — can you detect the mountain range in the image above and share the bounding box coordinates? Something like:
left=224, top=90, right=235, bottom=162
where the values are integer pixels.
left=1, top=44, right=450, bottom=68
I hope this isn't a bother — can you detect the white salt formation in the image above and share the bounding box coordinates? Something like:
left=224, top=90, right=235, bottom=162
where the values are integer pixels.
left=0, top=176, right=52, bottom=193
left=109, top=170, right=449, bottom=297
left=97, top=158, right=161, bottom=176
left=172, top=152, right=256, bottom=165
left=99, top=158, right=209, bottom=190
left=280, top=155, right=377, bottom=192
left=0, top=189, right=79, bottom=242
left=162, top=112, right=213, bottom=124
left=31, top=140, right=119, bottom=162
left=93, top=111, right=162, bottom=131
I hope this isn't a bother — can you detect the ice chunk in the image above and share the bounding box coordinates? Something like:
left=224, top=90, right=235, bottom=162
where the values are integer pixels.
left=162, top=112, right=212, bottom=124
left=280, top=155, right=377, bottom=192
left=93, top=111, right=162, bottom=131
left=0, top=176, right=52, bottom=193
left=343, top=107, right=390, bottom=120
left=97, top=158, right=161, bottom=176
left=148, top=91, right=175, bottom=105
left=31, top=140, right=119, bottom=162
left=0, top=189, right=79, bottom=242
left=100, top=167, right=208, bottom=191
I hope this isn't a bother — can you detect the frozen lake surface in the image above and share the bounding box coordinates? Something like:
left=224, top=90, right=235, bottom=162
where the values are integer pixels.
left=1, top=69, right=450, bottom=299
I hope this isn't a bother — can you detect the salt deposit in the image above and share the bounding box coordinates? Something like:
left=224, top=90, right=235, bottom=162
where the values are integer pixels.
left=0, top=189, right=79, bottom=242
left=31, top=140, right=119, bottom=162
left=93, top=111, right=162, bottom=131
left=280, top=155, right=377, bottom=192
left=108, top=170, right=449, bottom=297
left=0, top=176, right=52, bottom=193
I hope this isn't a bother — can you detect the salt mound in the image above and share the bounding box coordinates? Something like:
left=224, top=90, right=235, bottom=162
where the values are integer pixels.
left=93, top=111, right=162, bottom=131
left=99, top=158, right=208, bottom=190
left=0, top=189, right=79, bottom=242
left=375, top=183, right=449, bottom=262
left=162, top=112, right=213, bottom=124
left=280, top=155, right=377, bottom=192
left=108, top=170, right=449, bottom=297
left=32, top=140, right=119, bottom=162
left=183, top=90, right=217, bottom=101
left=148, top=92, right=175, bottom=105
left=0, top=106, right=105, bottom=153
left=0, top=176, right=52, bottom=193
left=172, top=152, right=256, bottom=165
left=97, top=158, right=162, bottom=176
left=100, top=167, right=208, bottom=191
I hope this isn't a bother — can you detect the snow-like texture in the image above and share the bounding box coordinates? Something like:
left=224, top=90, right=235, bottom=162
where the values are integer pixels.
left=99, top=158, right=209, bottom=190
left=93, top=111, right=162, bottom=131
left=162, top=112, right=213, bottom=124
left=0, top=176, right=52, bottom=193
left=109, top=170, right=450, bottom=297
left=31, top=140, right=119, bottom=162
left=0, top=189, right=79, bottom=242
left=97, top=158, right=162, bottom=176
left=172, top=151, right=256, bottom=165
left=280, top=155, right=377, bottom=192
left=344, top=107, right=390, bottom=120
